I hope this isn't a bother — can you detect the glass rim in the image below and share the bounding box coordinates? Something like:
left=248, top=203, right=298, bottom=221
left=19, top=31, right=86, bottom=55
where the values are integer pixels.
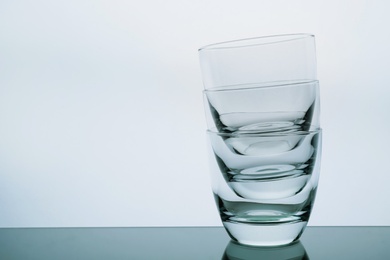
left=198, top=33, right=315, bottom=52
left=207, top=128, right=322, bottom=137
left=202, top=79, right=319, bottom=93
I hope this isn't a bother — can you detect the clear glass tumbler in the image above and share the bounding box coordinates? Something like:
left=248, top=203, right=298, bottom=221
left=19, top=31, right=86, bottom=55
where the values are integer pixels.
left=199, top=34, right=322, bottom=246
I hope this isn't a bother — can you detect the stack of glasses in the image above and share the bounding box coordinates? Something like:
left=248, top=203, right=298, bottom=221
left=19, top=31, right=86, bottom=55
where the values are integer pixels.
left=199, top=34, right=322, bottom=246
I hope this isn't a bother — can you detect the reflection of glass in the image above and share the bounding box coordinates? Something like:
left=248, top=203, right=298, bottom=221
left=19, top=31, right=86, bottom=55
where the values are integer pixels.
left=199, top=34, right=322, bottom=246
left=222, top=240, right=309, bottom=260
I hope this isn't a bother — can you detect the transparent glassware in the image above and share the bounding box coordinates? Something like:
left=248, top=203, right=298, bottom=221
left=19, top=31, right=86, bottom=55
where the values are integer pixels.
left=203, top=80, right=320, bottom=134
left=208, top=129, right=321, bottom=246
left=199, top=34, right=322, bottom=246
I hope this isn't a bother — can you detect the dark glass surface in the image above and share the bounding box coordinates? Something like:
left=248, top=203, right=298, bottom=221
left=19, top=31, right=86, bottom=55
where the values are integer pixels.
left=0, top=226, right=389, bottom=259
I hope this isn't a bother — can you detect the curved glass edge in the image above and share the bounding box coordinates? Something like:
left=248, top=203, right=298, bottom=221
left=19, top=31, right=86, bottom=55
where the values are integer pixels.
left=202, top=80, right=319, bottom=92
left=199, top=33, right=315, bottom=51
left=207, top=127, right=322, bottom=137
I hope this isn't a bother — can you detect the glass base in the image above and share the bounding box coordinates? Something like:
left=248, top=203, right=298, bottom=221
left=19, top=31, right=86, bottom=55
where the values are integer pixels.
left=223, top=221, right=307, bottom=246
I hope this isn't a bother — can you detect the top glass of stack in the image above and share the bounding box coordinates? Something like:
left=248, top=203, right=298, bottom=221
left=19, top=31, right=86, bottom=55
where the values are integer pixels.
left=199, top=34, right=320, bottom=134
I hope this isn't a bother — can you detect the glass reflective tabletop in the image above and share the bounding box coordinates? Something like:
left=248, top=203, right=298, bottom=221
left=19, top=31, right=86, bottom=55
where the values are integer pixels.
left=0, top=226, right=389, bottom=259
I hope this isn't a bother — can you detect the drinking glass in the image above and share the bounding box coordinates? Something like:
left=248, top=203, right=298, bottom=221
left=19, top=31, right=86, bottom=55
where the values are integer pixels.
left=208, top=129, right=321, bottom=246
left=199, top=34, right=322, bottom=246
left=203, top=80, right=319, bottom=134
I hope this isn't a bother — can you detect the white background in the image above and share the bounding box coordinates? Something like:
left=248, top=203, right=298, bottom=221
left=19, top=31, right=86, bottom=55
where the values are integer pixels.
left=1, top=0, right=389, bottom=227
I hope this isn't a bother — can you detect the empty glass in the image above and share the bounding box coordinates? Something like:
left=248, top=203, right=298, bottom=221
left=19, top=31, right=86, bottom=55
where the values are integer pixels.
left=199, top=34, right=322, bottom=246
left=208, top=129, right=321, bottom=246
left=203, top=80, right=320, bottom=134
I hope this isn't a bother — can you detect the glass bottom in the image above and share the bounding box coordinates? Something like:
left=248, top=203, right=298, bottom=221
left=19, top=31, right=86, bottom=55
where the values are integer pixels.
left=223, top=220, right=307, bottom=246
